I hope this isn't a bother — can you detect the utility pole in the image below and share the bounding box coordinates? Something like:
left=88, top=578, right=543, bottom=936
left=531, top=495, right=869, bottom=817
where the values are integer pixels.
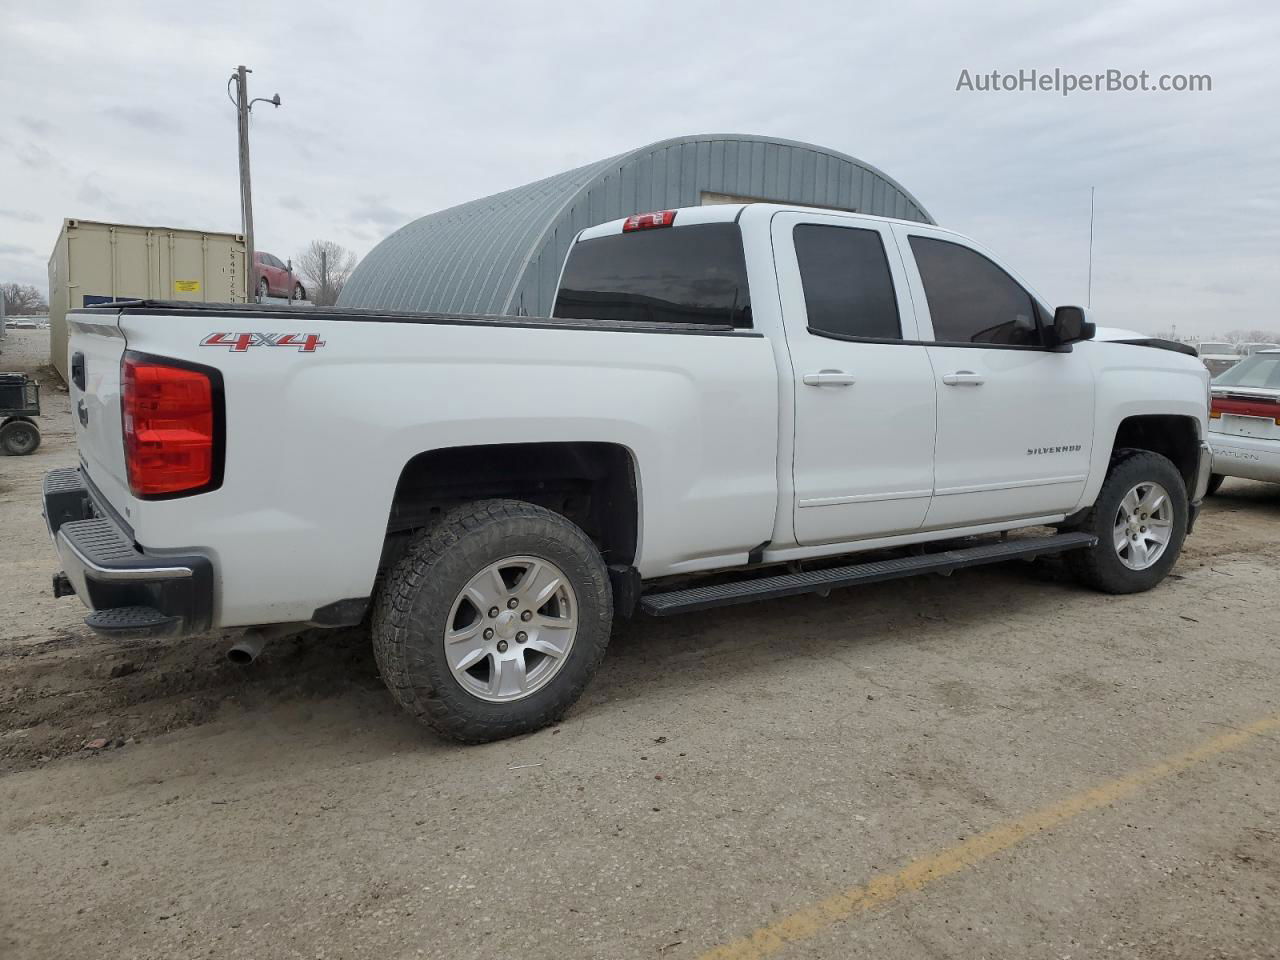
left=230, top=65, right=281, bottom=302
left=234, top=66, right=255, bottom=301
left=320, top=246, right=328, bottom=305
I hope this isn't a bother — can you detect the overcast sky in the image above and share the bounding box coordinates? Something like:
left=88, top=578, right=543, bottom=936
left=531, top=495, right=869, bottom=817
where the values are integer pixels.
left=3, top=0, right=1277, bottom=336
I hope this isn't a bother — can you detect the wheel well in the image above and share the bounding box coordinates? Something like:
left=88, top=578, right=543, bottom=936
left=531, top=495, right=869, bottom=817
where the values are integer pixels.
left=1111, top=415, right=1200, bottom=491
left=384, top=442, right=638, bottom=568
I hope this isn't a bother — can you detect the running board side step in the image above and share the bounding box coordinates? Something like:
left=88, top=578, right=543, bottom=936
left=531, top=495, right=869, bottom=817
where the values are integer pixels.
left=638, top=532, right=1098, bottom=617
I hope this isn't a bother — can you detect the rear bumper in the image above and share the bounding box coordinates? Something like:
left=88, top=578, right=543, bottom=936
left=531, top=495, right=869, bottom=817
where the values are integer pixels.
left=43, top=467, right=214, bottom=638
left=1208, top=430, right=1280, bottom=483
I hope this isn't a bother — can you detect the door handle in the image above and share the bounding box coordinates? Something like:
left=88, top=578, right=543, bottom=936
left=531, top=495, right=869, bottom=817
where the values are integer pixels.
left=941, top=371, right=985, bottom=386
left=802, top=370, right=857, bottom=387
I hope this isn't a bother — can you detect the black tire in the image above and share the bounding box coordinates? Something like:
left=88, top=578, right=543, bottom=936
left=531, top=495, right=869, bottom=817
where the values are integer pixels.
left=257, top=277, right=270, bottom=300
left=372, top=499, right=613, bottom=742
left=293, top=282, right=305, bottom=301
left=0, top=419, right=40, bottom=456
left=1205, top=473, right=1225, bottom=496
left=1065, top=449, right=1188, bottom=594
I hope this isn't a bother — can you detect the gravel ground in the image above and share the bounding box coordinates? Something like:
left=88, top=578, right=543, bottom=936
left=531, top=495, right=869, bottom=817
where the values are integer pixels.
left=1, top=327, right=1277, bottom=959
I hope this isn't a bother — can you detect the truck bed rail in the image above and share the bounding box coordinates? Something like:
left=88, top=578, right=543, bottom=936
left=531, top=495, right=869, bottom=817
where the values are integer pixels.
left=72, top=299, right=748, bottom=337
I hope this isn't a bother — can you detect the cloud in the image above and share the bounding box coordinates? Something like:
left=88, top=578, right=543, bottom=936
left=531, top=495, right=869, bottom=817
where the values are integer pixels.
left=77, top=178, right=116, bottom=207
left=18, top=116, right=51, bottom=136
left=101, top=106, right=184, bottom=135
left=0, top=243, right=33, bottom=256
left=16, top=141, right=66, bottom=176
left=0, top=0, right=1277, bottom=336
left=350, top=197, right=412, bottom=230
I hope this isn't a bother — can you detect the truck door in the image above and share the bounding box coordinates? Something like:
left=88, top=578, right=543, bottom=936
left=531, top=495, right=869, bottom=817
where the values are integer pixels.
left=893, top=224, right=1095, bottom=528
left=771, top=212, right=937, bottom=545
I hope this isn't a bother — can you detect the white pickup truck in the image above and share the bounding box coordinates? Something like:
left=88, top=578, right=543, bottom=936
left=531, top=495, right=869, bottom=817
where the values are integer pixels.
left=45, top=202, right=1212, bottom=741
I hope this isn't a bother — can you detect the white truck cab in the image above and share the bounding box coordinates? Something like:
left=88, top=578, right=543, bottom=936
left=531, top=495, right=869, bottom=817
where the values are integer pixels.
left=45, top=202, right=1212, bottom=741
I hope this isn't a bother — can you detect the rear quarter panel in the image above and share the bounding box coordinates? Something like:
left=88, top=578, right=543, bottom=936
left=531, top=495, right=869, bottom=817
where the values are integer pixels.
left=117, top=312, right=779, bottom=627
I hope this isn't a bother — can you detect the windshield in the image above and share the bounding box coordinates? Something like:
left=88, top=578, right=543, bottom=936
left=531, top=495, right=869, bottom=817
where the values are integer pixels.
left=1213, top=352, right=1280, bottom=388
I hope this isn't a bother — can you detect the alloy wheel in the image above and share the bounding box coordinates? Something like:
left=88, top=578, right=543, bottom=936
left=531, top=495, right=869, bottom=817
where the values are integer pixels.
left=1112, top=481, right=1174, bottom=570
left=443, top=556, right=577, bottom=702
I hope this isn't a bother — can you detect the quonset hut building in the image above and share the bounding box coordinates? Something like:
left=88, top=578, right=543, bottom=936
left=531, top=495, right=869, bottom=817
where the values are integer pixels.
left=337, top=134, right=933, bottom=318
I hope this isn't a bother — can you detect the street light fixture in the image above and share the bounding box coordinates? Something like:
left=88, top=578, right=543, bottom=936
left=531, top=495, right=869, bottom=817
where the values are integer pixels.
left=228, top=65, right=281, bottom=302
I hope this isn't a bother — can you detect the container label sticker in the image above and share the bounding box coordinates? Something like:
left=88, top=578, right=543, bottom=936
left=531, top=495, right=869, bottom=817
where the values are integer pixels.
left=174, top=280, right=201, bottom=293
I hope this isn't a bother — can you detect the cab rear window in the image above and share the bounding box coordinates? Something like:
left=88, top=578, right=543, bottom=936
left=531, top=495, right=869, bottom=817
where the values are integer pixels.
left=554, top=223, right=752, bottom=328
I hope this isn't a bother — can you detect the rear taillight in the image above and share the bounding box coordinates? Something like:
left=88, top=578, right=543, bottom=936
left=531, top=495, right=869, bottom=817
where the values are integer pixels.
left=122, top=354, right=221, bottom=497
left=622, top=210, right=677, bottom=232
left=1210, top=393, right=1280, bottom=425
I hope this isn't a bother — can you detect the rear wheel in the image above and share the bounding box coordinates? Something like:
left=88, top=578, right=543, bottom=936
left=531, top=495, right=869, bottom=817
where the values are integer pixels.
left=0, top=418, right=40, bottom=456
left=293, top=282, right=305, bottom=301
left=257, top=277, right=270, bottom=300
left=1205, top=473, right=1225, bottom=496
left=1066, top=449, right=1187, bottom=594
left=372, top=499, right=612, bottom=742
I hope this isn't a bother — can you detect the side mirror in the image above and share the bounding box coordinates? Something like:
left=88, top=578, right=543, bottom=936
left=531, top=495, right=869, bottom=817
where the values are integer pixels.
left=1052, top=305, right=1095, bottom=346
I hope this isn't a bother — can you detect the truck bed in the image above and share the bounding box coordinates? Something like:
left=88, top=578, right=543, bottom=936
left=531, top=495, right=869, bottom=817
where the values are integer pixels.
left=62, top=295, right=780, bottom=627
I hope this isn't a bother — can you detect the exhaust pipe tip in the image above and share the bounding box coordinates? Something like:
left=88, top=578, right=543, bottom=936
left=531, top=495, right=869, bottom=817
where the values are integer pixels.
left=225, top=623, right=305, bottom=666
left=227, top=632, right=266, bottom=666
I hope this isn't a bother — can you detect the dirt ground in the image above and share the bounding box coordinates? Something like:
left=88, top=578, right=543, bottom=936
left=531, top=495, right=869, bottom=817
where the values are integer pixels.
left=1, top=326, right=1277, bottom=959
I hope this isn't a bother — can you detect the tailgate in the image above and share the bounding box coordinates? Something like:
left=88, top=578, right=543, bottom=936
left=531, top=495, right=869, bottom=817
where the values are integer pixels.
left=67, top=309, right=133, bottom=507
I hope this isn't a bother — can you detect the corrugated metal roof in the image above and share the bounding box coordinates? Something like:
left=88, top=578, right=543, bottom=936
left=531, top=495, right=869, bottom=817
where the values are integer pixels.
left=338, top=134, right=933, bottom=318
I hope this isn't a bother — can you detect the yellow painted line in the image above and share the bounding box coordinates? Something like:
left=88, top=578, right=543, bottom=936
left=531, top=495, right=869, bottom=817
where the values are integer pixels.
left=700, top=712, right=1280, bottom=960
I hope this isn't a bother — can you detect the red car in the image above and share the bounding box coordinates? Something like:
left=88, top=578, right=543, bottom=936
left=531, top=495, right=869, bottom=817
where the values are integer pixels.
left=253, top=251, right=305, bottom=300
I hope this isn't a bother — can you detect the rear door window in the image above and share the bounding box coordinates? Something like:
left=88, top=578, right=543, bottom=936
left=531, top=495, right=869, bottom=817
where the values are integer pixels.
left=793, top=224, right=901, bottom=340
left=554, top=223, right=752, bottom=328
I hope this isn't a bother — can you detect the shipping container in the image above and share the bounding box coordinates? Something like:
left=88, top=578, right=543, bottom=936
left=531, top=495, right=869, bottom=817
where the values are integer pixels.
left=47, top=219, right=247, bottom=382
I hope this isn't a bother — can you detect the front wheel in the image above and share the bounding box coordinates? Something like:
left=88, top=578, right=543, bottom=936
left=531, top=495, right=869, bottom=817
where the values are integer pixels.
left=1205, top=473, right=1225, bottom=496
left=293, top=282, right=305, bottom=301
left=1065, top=449, right=1188, bottom=594
left=372, top=499, right=613, bottom=742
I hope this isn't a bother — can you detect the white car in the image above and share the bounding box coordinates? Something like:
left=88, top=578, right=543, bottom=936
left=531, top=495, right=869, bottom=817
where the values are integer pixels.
left=1198, top=342, right=1242, bottom=378
left=1207, top=349, right=1280, bottom=493
left=1199, top=341, right=1234, bottom=356
left=45, top=202, right=1211, bottom=741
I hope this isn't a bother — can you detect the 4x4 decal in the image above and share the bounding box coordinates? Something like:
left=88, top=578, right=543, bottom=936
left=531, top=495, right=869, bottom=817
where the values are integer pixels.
left=201, top=332, right=326, bottom=353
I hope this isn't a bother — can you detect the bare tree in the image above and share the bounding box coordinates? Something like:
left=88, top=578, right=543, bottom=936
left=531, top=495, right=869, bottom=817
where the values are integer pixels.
left=2, top=283, right=48, bottom=316
left=295, top=240, right=357, bottom=306
left=1224, top=329, right=1280, bottom=344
